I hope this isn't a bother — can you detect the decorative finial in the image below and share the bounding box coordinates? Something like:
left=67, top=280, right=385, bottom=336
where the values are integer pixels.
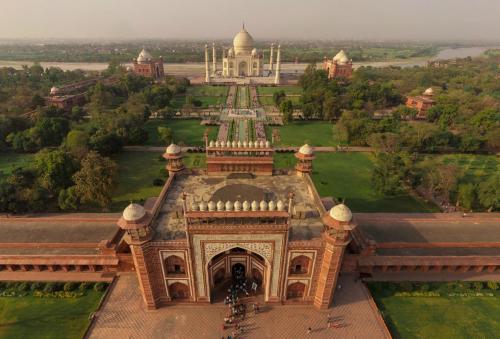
left=242, top=21, right=245, bottom=30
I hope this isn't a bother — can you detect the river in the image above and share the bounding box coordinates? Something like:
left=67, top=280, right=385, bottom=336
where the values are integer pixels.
left=0, top=46, right=495, bottom=75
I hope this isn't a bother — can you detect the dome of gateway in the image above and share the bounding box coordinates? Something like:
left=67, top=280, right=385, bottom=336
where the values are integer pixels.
left=233, top=26, right=254, bottom=55
left=298, top=144, right=314, bottom=155
left=329, top=203, right=352, bottom=222
left=166, top=143, right=181, bottom=155
left=123, top=203, right=146, bottom=222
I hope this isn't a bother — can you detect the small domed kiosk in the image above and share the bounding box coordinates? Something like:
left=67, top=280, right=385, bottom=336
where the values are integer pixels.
left=163, top=143, right=184, bottom=174
left=117, top=203, right=153, bottom=244
left=295, top=144, right=315, bottom=176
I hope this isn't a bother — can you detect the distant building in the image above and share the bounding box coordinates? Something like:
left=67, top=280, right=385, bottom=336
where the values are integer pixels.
left=46, top=86, right=86, bottom=111
left=405, top=87, right=435, bottom=119
left=323, top=50, right=353, bottom=79
left=132, top=49, right=165, bottom=80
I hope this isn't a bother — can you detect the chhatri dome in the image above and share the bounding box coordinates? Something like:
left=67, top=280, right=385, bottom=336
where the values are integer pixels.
left=329, top=203, right=352, bottom=222
left=333, top=50, right=349, bottom=64
left=137, top=48, right=153, bottom=63
left=423, top=87, right=434, bottom=96
left=233, top=24, right=255, bottom=55
left=166, top=143, right=181, bottom=155
left=123, top=203, right=146, bottom=222
left=298, top=144, right=314, bottom=156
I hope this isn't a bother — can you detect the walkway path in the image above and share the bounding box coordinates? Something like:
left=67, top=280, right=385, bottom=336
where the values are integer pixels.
left=88, top=273, right=390, bottom=339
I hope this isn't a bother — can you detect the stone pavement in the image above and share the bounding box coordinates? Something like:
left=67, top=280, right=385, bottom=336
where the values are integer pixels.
left=88, top=273, right=390, bottom=339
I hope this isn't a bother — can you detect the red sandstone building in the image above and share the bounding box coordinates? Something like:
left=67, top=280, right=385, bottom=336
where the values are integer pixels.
left=132, top=48, right=165, bottom=80
left=323, top=50, right=353, bottom=79
left=405, top=87, right=435, bottom=119
left=0, top=140, right=499, bottom=312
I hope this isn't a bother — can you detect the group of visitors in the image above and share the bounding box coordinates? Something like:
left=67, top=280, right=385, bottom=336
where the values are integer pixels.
left=221, top=266, right=261, bottom=338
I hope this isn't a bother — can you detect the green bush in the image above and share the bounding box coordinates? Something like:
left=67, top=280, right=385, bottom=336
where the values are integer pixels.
left=63, top=282, right=78, bottom=292
left=419, top=283, right=430, bottom=292
left=400, top=282, right=414, bottom=292
left=17, top=282, right=30, bottom=292
left=5, top=282, right=18, bottom=290
left=79, top=282, right=92, bottom=291
left=93, top=282, right=108, bottom=292
left=0, top=281, right=6, bottom=290
left=152, top=178, right=164, bottom=186
left=30, top=282, right=44, bottom=291
left=486, top=281, right=498, bottom=290
left=472, top=282, right=484, bottom=291
left=43, top=282, right=57, bottom=293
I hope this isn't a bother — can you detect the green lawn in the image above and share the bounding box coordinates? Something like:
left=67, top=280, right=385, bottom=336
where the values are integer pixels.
left=266, top=121, right=343, bottom=147
left=257, top=86, right=303, bottom=95
left=111, top=151, right=166, bottom=210
left=111, top=151, right=206, bottom=211
left=0, top=291, right=104, bottom=339
left=368, top=283, right=500, bottom=339
left=0, top=153, right=34, bottom=178
left=183, top=153, right=207, bottom=169
left=187, top=85, right=228, bottom=97
left=144, top=120, right=217, bottom=146
left=275, top=152, right=437, bottom=213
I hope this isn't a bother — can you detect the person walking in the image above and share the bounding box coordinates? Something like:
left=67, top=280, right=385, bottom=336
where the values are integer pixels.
left=307, top=327, right=312, bottom=334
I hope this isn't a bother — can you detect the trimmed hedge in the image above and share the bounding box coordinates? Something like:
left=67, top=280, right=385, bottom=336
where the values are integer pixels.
left=367, top=281, right=500, bottom=298
left=0, top=281, right=109, bottom=298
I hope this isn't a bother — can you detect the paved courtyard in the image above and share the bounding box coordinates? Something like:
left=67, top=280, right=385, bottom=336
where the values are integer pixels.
left=88, top=273, right=389, bottom=339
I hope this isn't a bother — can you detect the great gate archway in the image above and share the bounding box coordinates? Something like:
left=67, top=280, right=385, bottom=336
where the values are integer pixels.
left=206, top=246, right=270, bottom=302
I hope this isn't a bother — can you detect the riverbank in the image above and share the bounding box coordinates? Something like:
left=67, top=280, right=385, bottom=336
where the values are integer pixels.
left=0, top=46, right=495, bottom=74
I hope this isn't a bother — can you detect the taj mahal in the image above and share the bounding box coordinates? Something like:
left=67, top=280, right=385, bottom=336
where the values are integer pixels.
left=204, top=25, right=282, bottom=85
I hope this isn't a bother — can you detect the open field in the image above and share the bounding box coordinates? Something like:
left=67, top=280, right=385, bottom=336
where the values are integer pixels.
left=275, top=152, right=437, bottom=213
left=144, top=119, right=217, bottom=146
left=266, top=121, right=344, bottom=147
left=258, top=95, right=301, bottom=106
left=112, top=151, right=165, bottom=210
left=257, top=86, right=303, bottom=95
left=112, top=151, right=206, bottom=210
left=368, top=282, right=500, bottom=339
left=0, top=153, right=34, bottom=177
left=0, top=291, right=104, bottom=339
left=187, top=85, right=228, bottom=97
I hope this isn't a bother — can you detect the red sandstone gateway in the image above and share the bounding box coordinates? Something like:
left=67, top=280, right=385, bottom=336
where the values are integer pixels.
left=1, top=144, right=499, bottom=311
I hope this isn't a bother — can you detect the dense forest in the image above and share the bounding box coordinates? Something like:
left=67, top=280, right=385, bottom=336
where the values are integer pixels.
left=296, top=54, right=500, bottom=153
left=0, top=64, right=187, bottom=213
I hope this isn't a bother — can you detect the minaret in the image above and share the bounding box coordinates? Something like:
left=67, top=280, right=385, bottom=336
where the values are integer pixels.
left=204, top=44, right=210, bottom=83
left=212, top=42, right=216, bottom=76
left=269, top=43, right=274, bottom=72
left=274, top=44, right=281, bottom=85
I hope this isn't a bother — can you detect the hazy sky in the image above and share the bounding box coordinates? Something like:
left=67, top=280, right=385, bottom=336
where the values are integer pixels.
left=1, top=0, right=499, bottom=41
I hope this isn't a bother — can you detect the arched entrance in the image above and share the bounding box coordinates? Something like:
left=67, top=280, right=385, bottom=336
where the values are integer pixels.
left=232, top=263, right=246, bottom=281
left=238, top=61, right=247, bottom=76
left=207, top=247, right=268, bottom=303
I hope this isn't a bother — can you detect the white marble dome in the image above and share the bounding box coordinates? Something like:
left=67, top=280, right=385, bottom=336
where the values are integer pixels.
left=166, top=143, right=181, bottom=155
left=233, top=27, right=254, bottom=55
left=333, top=50, right=349, bottom=64
left=122, top=203, right=146, bottom=222
left=137, top=48, right=153, bottom=63
left=423, top=87, right=434, bottom=96
left=329, top=203, right=352, bottom=222
left=298, top=144, right=313, bottom=155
